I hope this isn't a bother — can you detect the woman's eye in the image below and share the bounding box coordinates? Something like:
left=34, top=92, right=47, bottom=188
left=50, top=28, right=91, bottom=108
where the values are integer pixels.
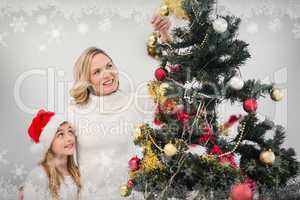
left=57, top=132, right=64, bottom=137
left=107, top=64, right=113, bottom=68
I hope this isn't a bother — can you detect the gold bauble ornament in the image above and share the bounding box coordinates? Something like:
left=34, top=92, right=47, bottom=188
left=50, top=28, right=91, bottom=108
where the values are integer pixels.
left=159, top=82, right=169, bottom=95
left=147, top=45, right=158, bottom=58
left=119, top=184, right=132, bottom=197
left=163, top=0, right=188, bottom=19
left=148, top=33, right=158, bottom=47
left=270, top=88, right=283, bottom=101
left=164, top=143, right=177, bottom=157
left=259, top=149, right=275, bottom=165
left=159, top=4, right=170, bottom=16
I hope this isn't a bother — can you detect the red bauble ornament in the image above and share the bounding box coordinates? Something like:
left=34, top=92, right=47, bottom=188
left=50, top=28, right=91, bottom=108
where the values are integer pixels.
left=230, top=183, right=253, bottom=200
left=155, top=67, right=167, bottom=81
left=244, top=177, right=257, bottom=192
left=128, top=156, right=140, bottom=171
left=243, top=99, right=257, bottom=113
left=127, top=179, right=134, bottom=189
left=153, top=117, right=161, bottom=125
left=210, top=144, right=223, bottom=155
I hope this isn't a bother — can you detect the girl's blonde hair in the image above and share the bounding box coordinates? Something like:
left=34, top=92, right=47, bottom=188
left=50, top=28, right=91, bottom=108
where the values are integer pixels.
left=70, top=47, right=114, bottom=105
left=39, top=122, right=81, bottom=200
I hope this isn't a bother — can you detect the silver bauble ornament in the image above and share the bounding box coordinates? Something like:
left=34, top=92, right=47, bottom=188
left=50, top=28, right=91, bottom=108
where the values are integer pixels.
left=213, top=17, right=228, bottom=33
left=228, top=76, right=244, bottom=90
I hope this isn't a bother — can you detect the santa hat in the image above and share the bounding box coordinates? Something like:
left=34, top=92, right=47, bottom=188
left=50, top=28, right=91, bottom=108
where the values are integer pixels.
left=28, top=109, right=69, bottom=159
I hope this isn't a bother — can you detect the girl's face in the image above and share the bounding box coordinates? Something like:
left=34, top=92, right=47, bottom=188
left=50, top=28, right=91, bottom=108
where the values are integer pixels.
left=89, top=53, right=119, bottom=96
left=51, top=122, right=76, bottom=156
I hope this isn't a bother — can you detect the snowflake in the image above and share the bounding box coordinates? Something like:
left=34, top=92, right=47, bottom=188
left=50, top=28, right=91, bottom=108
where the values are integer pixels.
left=0, top=150, right=9, bottom=165
left=38, top=44, right=47, bottom=52
left=0, top=177, right=19, bottom=199
left=246, top=22, right=259, bottom=34
left=45, top=25, right=64, bottom=44
left=116, top=7, right=133, bottom=19
left=36, top=15, right=48, bottom=25
left=9, top=16, right=28, bottom=32
left=0, top=1, right=299, bottom=22
left=268, top=18, right=281, bottom=32
left=97, top=152, right=113, bottom=168
left=98, top=18, right=112, bottom=32
left=0, top=32, right=8, bottom=47
left=292, top=23, right=300, bottom=39
left=77, top=23, right=89, bottom=35
left=218, top=0, right=300, bottom=20
left=10, top=164, right=26, bottom=179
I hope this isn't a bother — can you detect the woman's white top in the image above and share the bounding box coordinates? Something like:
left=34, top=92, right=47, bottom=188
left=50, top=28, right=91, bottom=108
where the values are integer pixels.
left=67, top=89, right=154, bottom=200
left=23, top=165, right=79, bottom=200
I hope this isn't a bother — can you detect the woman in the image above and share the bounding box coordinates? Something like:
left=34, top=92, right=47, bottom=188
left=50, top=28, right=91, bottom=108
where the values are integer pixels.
left=67, top=15, right=171, bottom=199
left=23, top=109, right=81, bottom=200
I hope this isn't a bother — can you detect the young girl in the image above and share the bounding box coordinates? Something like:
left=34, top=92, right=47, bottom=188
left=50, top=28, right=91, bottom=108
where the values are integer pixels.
left=23, top=109, right=81, bottom=200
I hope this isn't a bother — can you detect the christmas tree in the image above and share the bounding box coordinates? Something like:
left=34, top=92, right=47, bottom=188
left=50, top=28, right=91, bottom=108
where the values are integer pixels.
left=120, top=0, right=300, bottom=199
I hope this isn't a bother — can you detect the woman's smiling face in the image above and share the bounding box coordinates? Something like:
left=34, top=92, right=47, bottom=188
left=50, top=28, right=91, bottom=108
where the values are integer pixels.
left=89, top=53, right=119, bottom=96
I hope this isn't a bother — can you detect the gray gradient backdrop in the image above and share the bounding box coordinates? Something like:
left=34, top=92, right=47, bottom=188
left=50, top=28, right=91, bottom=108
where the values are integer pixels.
left=0, top=0, right=299, bottom=198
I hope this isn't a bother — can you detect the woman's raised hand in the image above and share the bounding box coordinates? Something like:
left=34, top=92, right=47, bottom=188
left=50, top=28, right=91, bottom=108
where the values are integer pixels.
left=151, top=14, right=171, bottom=43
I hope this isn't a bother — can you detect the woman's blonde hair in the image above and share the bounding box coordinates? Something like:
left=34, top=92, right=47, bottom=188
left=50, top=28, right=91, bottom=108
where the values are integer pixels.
left=39, top=122, right=81, bottom=200
left=70, top=47, right=113, bottom=105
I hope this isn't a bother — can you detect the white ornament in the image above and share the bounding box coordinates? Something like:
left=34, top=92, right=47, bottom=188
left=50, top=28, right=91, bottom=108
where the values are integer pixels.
left=184, top=78, right=202, bottom=90
left=212, top=17, right=228, bottom=33
left=219, top=54, right=231, bottom=62
left=228, top=76, right=244, bottom=90
left=187, top=145, right=207, bottom=156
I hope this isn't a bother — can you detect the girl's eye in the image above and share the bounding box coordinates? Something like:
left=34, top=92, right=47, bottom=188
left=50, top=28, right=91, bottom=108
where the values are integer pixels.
left=107, top=64, right=113, bottom=68
left=57, top=132, right=64, bottom=137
